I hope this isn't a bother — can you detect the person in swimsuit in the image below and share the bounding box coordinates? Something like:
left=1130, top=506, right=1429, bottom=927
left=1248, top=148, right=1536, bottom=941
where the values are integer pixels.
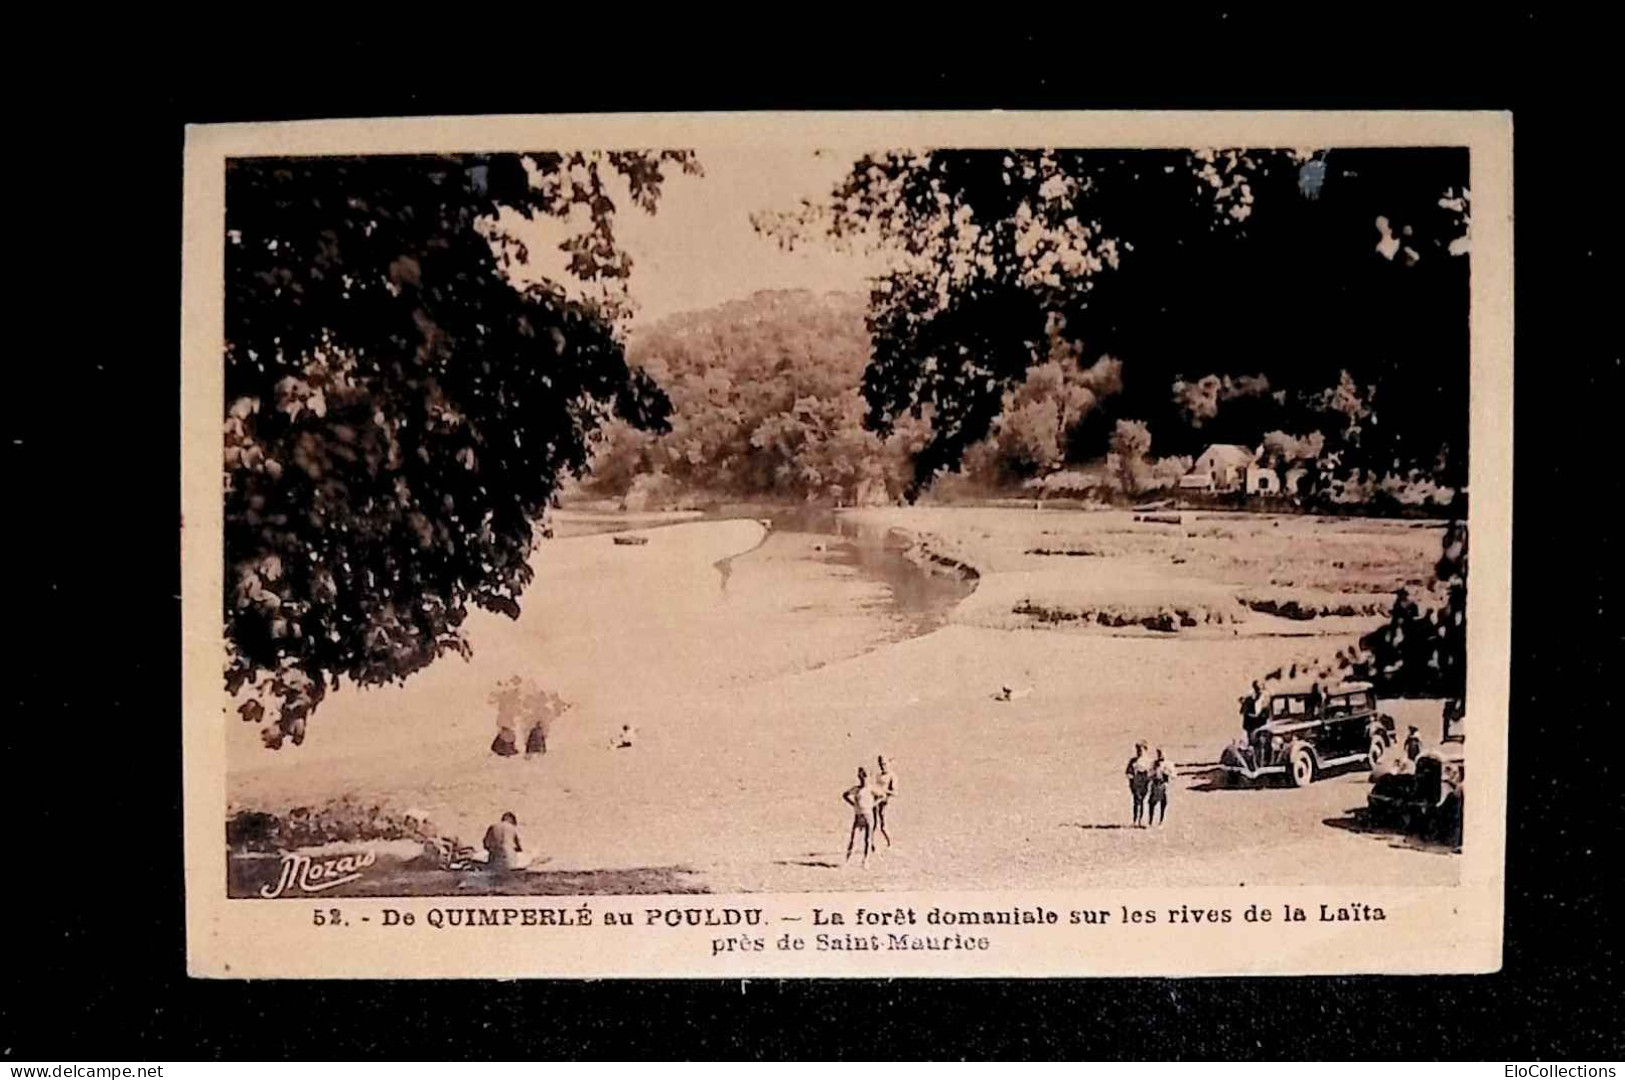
left=1148, top=749, right=1172, bottom=826
left=1126, top=741, right=1153, bottom=827
left=873, top=756, right=896, bottom=847
left=843, top=767, right=878, bottom=867
left=482, top=811, right=527, bottom=872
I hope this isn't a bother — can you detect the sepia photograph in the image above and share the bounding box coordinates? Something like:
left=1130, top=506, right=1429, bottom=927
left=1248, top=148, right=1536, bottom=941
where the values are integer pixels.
left=180, top=112, right=1513, bottom=977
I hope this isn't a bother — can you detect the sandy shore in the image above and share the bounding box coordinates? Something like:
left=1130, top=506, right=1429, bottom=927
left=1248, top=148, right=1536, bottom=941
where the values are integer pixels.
left=229, top=508, right=1458, bottom=892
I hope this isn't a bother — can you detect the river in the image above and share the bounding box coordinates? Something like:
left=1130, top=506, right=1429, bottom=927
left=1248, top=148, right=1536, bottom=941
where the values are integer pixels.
left=226, top=505, right=978, bottom=896
left=228, top=507, right=974, bottom=821
left=708, top=504, right=976, bottom=646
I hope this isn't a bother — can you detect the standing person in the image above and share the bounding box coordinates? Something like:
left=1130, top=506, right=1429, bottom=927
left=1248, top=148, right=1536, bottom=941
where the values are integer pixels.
left=843, top=767, right=878, bottom=867
left=1125, top=741, right=1153, bottom=827
left=524, top=720, right=548, bottom=757
left=873, top=756, right=897, bottom=847
left=1242, top=681, right=1268, bottom=732
left=1404, top=726, right=1424, bottom=763
left=1306, top=681, right=1325, bottom=720
left=1148, top=749, right=1172, bottom=827
left=482, top=812, right=527, bottom=872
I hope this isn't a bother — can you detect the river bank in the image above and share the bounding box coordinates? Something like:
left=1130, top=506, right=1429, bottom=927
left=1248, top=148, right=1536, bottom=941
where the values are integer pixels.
left=228, top=508, right=1458, bottom=895
left=228, top=513, right=962, bottom=879
left=851, top=505, right=1444, bottom=643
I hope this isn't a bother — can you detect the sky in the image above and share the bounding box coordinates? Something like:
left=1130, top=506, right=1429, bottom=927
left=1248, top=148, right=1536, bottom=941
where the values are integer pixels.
left=503, top=145, right=883, bottom=328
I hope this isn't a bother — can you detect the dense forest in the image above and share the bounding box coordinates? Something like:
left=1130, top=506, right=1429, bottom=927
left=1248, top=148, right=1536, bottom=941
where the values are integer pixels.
left=580, top=290, right=927, bottom=506
left=748, top=147, right=1471, bottom=508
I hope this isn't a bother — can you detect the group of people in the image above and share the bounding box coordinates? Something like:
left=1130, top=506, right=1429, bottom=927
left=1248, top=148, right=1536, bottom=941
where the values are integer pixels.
left=841, top=755, right=897, bottom=867
left=478, top=724, right=638, bottom=873
left=1125, top=742, right=1173, bottom=827
left=491, top=721, right=638, bottom=757
left=491, top=721, right=550, bottom=758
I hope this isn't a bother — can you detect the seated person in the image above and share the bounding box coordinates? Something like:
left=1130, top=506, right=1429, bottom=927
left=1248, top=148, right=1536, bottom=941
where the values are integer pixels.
left=482, top=811, right=529, bottom=872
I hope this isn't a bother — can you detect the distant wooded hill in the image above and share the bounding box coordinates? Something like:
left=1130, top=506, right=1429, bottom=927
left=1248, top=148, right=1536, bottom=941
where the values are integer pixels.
left=581, top=282, right=1460, bottom=512
left=581, top=289, right=923, bottom=505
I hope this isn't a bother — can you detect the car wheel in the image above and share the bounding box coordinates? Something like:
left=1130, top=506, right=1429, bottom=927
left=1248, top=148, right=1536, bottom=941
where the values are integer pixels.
left=1288, top=745, right=1315, bottom=788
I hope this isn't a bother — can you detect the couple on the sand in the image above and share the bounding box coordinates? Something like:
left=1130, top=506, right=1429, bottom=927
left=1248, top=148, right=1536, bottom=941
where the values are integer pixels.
left=1125, top=742, right=1172, bottom=827
left=842, top=755, right=896, bottom=867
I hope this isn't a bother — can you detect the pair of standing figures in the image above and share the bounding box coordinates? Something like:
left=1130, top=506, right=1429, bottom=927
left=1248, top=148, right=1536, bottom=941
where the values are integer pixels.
left=843, top=756, right=896, bottom=867
left=1126, top=742, right=1172, bottom=826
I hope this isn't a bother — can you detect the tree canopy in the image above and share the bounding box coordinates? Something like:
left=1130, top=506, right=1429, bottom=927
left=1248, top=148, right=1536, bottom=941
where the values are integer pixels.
left=583, top=289, right=926, bottom=505
left=225, top=150, right=697, bottom=745
left=755, top=148, right=1470, bottom=499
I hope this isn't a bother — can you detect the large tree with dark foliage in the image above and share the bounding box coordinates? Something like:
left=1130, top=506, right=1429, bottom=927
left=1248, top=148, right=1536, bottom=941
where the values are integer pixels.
left=1354, top=520, right=1468, bottom=698
left=756, top=148, right=1469, bottom=498
left=225, top=151, right=697, bottom=746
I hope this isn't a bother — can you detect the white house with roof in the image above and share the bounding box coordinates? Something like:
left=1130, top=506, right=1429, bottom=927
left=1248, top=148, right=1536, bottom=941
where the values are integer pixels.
left=1179, top=444, right=1256, bottom=492
left=1181, top=443, right=1311, bottom=497
left=1247, top=460, right=1309, bottom=496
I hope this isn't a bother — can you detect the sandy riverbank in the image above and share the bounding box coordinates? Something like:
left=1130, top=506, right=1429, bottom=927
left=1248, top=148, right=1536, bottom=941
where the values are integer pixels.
left=846, top=505, right=1445, bottom=642
left=229, top=516, right=922, bottom=865
left=228, top=508, right=1458, bottom=893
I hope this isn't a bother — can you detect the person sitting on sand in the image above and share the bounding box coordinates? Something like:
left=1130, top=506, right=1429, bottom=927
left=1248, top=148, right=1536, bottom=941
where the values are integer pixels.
left=1148, top=750, right=1172, bottom=827
left=873, top=756, right=897, bottom=847
left=524, top=720, right=548, bottom=757
left=843, top=767, right=878, bottom=867
left=611, top=723, right=636, bottom=750
left=1126, top=742, right=1153, bottom=827
left=482, top=811, right=528, bottom=872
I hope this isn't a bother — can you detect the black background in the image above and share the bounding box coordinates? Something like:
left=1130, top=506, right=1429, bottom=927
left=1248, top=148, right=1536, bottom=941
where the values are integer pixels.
left=8, top=14, right=1618, bottom=1060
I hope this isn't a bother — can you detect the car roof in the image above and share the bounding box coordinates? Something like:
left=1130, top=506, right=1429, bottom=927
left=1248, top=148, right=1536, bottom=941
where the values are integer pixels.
left=1267, top=680, right=1374, bottom=697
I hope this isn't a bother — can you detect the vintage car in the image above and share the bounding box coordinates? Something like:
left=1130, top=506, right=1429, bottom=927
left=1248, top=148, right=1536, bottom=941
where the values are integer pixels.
left=1218, top=681, right=1396, bottom=787
left=1365, top=702, right=1465, bottom=845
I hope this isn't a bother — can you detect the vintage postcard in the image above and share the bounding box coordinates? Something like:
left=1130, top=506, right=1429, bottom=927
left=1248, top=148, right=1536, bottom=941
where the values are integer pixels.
left=182, top=111, right=1512, bottom=978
